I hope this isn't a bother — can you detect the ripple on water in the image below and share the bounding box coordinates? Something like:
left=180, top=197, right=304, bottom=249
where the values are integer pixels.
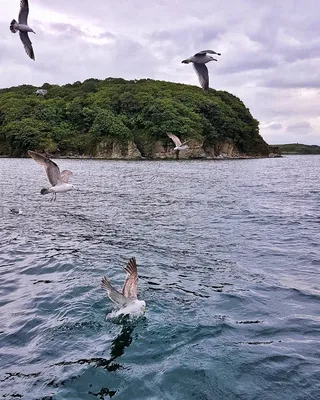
left=1, top=156, right=320, bottom=399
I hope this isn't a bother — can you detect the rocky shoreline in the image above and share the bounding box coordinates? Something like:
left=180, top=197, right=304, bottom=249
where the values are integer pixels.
left=0, top=140, right=282, bottom=160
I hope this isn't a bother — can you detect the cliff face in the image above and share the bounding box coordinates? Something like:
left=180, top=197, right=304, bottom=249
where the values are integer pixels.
left=60, top=138, right=272, bottom=159
left=0, top=78, right=271, bottom=158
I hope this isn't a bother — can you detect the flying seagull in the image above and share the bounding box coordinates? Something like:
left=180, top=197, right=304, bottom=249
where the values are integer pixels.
left=35, top=89, right=47, bottom=98
left=182, top=50, right=221, bottom=91
left=28, top=150, right=75, bottom=201
left=101, top=257, right=146, bottom=317
left=167, top=133, right=189, bottom=159
left=10, top=0, right=36, bottom=60
left=167, top=133, right=189, bottom=151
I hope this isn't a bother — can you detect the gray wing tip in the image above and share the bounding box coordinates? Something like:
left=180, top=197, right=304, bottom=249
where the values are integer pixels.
left=28, top=150, right=45, bottom=159
left=101, top=276, right=110, bottom=289
left=124, top=257, right=137, bottom=276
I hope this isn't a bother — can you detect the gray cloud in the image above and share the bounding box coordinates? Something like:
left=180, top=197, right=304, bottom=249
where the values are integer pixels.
left=49, top=23, right=84, bottom=36
left=0, top=0, right=319, bottom=144
left=264, top=76, right=320, bottom=89
left=286, top=121, right=312, bottom=133
left=268, top=123, right=283, bottom=130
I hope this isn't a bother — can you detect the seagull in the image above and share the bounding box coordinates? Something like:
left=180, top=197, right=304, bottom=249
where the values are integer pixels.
left=101, top=257, right=146, bottom=317
left=28, top=150, right=75, bottom=201
left=167, top=133, right=190, bottom=159
left=10, top=208, right=22, bottom=215
left=35, top=89, right=47, bottom=97
left=10, top=0, right=36, bottom=61
left=182, top=50, right=221, bottom=91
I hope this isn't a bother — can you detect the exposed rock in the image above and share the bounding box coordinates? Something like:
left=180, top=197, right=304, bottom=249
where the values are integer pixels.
left=204, top=140, right=240, bottom=158
left=268, top=146, right=282, bottom=157
left=95, top=140, right=141, bottom=159
left=151, top=139, right=206, bottom=159
left=26, top=139, right=271, bottom=160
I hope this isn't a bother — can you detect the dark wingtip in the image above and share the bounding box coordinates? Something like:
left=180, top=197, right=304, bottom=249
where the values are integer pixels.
left=40, top=188, right=49, bottom=195
left=101, top=276, right=108, bottom=289
left=125, top=257, right=137, bottom=276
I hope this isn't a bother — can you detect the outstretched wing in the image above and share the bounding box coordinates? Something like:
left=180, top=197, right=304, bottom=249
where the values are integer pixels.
left=167, top=133, right=182, bottom=147
left=194, top=49, right=221, bottom=56
left=60, top=170, right=73, bottom=183
left=101, top=277, right=128, bottom=306
left=19, top=0, right=29, bottom=25
left=193, top=63, right=209, bottom=91
left=19, top=32, right=35, bottom=60
left=28, top=150, right=62, bottom=186
left=122, top=257, right=138, bottom=300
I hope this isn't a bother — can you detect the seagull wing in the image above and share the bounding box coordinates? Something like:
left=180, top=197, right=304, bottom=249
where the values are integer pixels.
left=19, top=32, right=35, bottom=60
left=60, top=170, right=73, bottom=183
left=18, top=0, right=29, bottom=24
left=101, top=277, right=129, bottom=306
left=28, top=150, right=62, bottom=186
left=195, top=49, right=221, bottom=56
left=193, top=63, right=209, bottom=91
left=167, top=133, right=182, bottom=147
left=122, top=257, right=138, bottom=300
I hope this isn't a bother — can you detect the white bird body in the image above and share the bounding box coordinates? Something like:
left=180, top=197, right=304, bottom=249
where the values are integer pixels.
left=108, top=299, right=146, bottom=318
left=48, top=183, right=75, bottom=194
left=101, top=257, right=146, bottom=318
left=16, top=24, right=34, bottom=33
left=184, top=54, right=216, bottom=64
left=174, top=144, right=188, bottom=151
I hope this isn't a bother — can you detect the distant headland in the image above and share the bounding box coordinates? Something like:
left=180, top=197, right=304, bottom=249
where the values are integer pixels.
left=0, top=77, right=279, bottom=159
left=276, top=143, right=320, bottom=155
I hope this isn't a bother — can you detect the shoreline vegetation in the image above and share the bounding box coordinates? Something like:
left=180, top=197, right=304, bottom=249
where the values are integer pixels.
left=0, top=77, right=281, bottom=159
left=276, top=143, right=320, bottom=155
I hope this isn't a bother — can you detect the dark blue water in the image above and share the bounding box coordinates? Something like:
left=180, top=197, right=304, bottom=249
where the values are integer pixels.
left=0, top=156, right=319, bottom=399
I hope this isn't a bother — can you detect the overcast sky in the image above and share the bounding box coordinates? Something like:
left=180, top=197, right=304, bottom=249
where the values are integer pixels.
left=0, top=0, right=319, bottom=145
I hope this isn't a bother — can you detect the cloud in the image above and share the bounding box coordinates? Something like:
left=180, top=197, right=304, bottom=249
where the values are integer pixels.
left=268, top=123, right=283, bottom=130
left=286, top=121, right=312, bottom=134
left=0, top=0, right=319, bottom=144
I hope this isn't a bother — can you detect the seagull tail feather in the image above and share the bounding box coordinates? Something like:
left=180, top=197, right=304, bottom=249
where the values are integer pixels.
left=10, top=19, right=19, bottom=33
left=40, top=188, right=50, bottom=195
left=181, top=59, right=191, bottom=64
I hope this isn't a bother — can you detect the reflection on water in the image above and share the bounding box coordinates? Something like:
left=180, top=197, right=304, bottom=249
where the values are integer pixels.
left=49, top=320, right=138, bottom=397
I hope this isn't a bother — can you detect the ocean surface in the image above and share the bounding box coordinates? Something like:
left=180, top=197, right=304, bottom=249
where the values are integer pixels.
left=0, top=155, right=319, bottom=400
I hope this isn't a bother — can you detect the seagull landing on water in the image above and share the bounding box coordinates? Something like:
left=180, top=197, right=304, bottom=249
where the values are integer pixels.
left=10, top=0, right=36, bottom=60
left=28, top=150, right=75, bottom=201
left=101, top=257, right=146, bottom=318
left=182, top=50, right=221, bottom=91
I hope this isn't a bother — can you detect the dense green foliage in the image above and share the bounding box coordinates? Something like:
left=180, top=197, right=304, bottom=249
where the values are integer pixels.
left=277, top=143, right=320, bottom=155
left=0, top=78, right=269, bottom=157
